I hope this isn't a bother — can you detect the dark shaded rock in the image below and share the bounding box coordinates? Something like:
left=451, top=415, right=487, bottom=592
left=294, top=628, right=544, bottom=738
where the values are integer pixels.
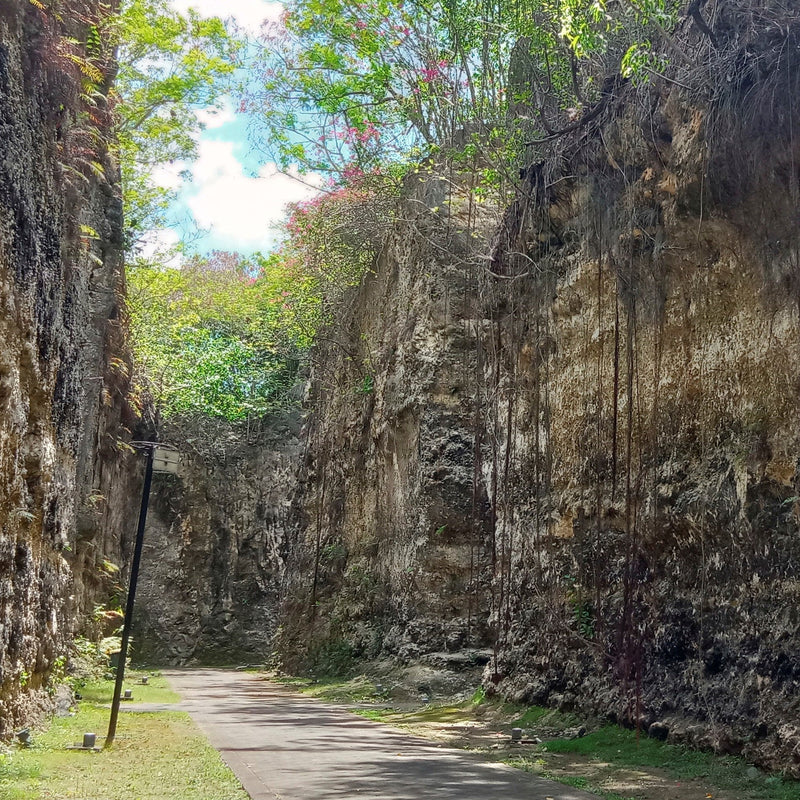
left=648, top=721, right=669, bottom=741
left=0, top=0, right=137, bottom=737
left=134, top=414, right=302, bottom=665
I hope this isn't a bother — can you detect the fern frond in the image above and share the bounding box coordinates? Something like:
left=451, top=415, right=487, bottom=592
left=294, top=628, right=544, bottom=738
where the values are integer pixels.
left=66, top=54, right=104, bottom=84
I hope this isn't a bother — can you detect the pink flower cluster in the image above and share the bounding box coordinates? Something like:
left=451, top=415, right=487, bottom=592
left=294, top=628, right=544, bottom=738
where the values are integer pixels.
left=348, top=16, right=410, bottom=41
left=420, top=59, right=449, bottom=84
left=341, top=164, right=365, bottom=182
left=336, top=121, right=380, bottom=144
left=284, top=171, right=372, bottom=248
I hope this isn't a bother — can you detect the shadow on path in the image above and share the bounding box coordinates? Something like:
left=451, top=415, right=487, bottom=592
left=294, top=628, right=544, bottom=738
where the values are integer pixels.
left=166, top=668, right=599, bottom=800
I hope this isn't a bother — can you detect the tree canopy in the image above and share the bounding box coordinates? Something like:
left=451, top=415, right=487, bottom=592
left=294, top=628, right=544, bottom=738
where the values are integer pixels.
left=127, top=252, right=305, bottom=420
left=118, top=0, right=684, bottom=422
left=247, top=0, right=681, bottom=180
left=115, top=0, right=242, bottom=252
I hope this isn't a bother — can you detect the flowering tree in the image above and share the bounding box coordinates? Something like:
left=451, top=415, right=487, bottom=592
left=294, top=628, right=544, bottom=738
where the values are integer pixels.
left=246, top=0, right=681, bottom=180
left=272, top=168, right=400, bottom=335
left=247, top=0, right=500, bottom=178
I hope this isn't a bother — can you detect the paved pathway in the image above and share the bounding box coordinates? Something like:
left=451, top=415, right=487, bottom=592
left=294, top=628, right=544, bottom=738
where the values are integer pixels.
left=165, top=669, right=598, bottom=800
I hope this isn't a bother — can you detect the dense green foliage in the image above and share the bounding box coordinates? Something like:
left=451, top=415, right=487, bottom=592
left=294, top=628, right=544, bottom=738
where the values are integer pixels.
left=127, top=252, right=308, bottom=420
left=126, top=169, right=396, bottom=421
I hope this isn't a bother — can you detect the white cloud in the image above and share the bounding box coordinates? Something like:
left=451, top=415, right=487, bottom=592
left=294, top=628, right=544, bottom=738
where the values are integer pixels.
left=151, top=159, right=187, bottom=192
left=185, top=140, right=321, bottom=252
left=196, top=98, right=237, bottom=130
left=170, top=0, right=283, bottom=35
left=138, top=227, right=183, bottom=267
left=161, top=1, right=304, bottom=253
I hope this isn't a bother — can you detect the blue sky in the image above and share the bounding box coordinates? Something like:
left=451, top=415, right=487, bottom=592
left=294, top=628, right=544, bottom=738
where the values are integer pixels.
left=154, top=0, right=321, bottom=257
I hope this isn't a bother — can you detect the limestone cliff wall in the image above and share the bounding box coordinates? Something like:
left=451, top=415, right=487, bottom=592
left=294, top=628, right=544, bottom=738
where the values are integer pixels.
left=134, top=414, right=301, bottom=665
left=0, top=0, right=138, bottom=736
left=279, top=175, right=497, bottom=673
left=284, top=2, right=800, bottom=773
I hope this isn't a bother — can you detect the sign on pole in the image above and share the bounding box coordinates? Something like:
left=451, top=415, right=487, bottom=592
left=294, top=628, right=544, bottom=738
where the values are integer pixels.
left=152, top=446, right=181, bottom=475
left=106, top=441, right=181, bottom=748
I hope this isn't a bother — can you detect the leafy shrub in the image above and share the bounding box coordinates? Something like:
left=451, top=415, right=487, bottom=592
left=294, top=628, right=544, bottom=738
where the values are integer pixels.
left=309, top=638, right=357, bottom=678
left=69, top=635, right=123, bottom=683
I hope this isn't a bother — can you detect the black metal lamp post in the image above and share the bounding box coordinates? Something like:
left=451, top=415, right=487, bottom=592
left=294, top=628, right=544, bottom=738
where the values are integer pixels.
left=105, top=442, right=180, bottom=748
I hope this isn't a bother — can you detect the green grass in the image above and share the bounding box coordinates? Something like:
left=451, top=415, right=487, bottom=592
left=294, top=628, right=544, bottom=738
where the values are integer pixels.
left=0, top=674, right=246, bottom=800
left=470, top=687, right=486, bottom=705
left=277, top=673, right=381, bottom=703
left=532, top=725, right=799, bottom=800
left=509, top=704, right=554, bottom=727
left=76, top=670, right=181, bottom=705
left=390, top=704, right=474, bottom=723
left=351, top=703, right=474, bottom=724
left=272, top=674, right=310, bottom=688
left=351, top=708, right=392, bottom=721
left=499, top=701, right=583, bottom=730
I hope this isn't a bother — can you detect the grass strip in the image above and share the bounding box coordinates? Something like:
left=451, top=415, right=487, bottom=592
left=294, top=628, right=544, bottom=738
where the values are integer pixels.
left=349, top=693, right=799, bottom=800
left=523, top=725, right=796, bottom=800
left=0, top=672, right=248, bottom=800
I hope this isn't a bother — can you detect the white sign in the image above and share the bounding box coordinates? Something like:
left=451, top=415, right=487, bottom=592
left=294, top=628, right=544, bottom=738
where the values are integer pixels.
left=152, top=446, right=181, bottom=475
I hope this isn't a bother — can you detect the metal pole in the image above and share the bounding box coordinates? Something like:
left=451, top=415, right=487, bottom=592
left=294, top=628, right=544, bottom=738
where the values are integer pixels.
left=105, top=445, right=154, bottom=748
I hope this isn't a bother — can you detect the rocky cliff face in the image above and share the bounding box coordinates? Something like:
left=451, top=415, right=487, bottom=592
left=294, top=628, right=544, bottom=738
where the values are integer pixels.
left=134, top=414, right=301, bottom=665
left=279, top=174, right=496, bottom=674
left=283, top=2, right=800, bottom=773
left=0, top=0, right=138, bottom=736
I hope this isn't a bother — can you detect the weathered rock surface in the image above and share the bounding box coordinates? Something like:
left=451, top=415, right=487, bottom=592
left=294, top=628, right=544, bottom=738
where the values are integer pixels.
left=0, top=0, right=138, bottom=737
left=134, top=414, right=301, bottom=664
left=283, top=2, right=800, bottom=774
left=279, top=171, right=497, bottom=674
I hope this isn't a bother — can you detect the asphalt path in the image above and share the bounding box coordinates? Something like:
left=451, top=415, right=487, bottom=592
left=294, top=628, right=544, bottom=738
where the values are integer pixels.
left=165, top=669, right=599, bottom=800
